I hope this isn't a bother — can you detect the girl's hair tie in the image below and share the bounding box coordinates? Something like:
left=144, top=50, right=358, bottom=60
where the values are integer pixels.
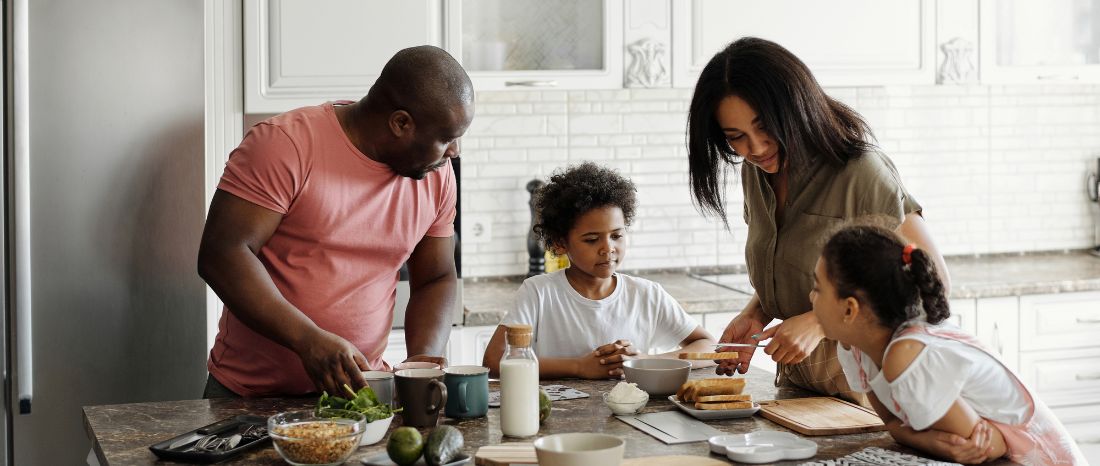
left=902, top=243, right=918, bottom=265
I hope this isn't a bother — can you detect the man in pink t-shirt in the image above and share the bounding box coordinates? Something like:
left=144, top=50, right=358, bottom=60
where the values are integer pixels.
left=198, top=46, right=474, bottom=397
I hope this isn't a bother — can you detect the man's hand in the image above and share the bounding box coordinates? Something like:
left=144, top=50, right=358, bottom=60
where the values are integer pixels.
left=921, top=421, right=996, bottom=464
left=573, top=351, right=625, bottom=379
left=403, top=354, right=447, bottom=369
left=716, top=314, right=766, bottom=375
left=296, top=329, right=370, bottom=396
left=758, top=311, right=825, bottom=365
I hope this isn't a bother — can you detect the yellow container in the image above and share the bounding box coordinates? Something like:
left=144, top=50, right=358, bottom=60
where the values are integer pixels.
left=544, top=251, right=570, bottom=273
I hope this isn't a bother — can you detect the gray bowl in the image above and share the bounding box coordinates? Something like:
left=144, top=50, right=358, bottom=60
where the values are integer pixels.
left=622, top=359, right=691, bottom=396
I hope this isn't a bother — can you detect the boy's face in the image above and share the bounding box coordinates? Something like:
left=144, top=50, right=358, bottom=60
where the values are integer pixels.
left=560, top=205, right=627, bottom=280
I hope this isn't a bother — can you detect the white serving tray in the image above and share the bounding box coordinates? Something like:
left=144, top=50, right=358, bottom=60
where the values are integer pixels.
left=667, top=395, right=760, bottom=420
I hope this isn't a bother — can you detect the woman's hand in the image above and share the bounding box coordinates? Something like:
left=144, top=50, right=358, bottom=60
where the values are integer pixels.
left=716, top=314, right=766, bottom=375
left=758, top=311, right=825, bottom=365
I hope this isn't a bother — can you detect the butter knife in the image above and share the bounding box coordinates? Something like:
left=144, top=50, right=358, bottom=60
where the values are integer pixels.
left=713, top=343, right=766, bottom=349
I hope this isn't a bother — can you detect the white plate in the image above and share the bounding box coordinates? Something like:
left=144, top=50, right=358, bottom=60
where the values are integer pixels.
left=708, top=431, right=817, bottom=464
left=666, top=395, right=760, bottom=420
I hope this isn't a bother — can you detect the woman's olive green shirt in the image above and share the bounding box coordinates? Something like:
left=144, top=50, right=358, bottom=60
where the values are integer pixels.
left=742, top=150, right=922, bottom=320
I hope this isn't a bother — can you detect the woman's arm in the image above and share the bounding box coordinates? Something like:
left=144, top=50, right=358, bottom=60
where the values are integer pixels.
left=897, top=212, right=950, bottom=293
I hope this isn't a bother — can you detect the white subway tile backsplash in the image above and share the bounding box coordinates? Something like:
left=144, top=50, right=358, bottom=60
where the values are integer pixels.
left=459, top=85, right=1100, bottom=277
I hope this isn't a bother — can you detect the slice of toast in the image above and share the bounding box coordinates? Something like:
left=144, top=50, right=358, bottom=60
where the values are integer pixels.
left=680, top=377, right=746, bottom=401
left=694, top=400, right=754, bottom=410
left=678, top=352, right=739, bottom=360
left=695, top=394, right=751, bottom=403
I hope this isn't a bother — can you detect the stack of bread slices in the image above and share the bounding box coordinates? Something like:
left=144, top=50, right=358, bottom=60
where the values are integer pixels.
left=676, top=378, right=752, bottom=410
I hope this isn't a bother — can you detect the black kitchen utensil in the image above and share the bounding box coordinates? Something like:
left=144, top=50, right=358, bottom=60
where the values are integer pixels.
left=148, top=415, right=269, bottom=463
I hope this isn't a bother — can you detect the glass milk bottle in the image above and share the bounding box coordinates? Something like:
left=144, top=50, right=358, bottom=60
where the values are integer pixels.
left=499, top=324, right=539, bottom=437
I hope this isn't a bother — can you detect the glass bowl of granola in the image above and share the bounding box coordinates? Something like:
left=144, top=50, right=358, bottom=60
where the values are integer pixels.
left=268, top=408, right=366, bottom=466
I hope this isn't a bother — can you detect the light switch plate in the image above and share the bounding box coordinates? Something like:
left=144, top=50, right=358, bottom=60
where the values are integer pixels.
left=463, top=214, right=492, bottom=244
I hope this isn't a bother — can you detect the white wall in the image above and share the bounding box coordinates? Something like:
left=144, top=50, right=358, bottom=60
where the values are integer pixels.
left=459, top=84, right=1100, bottom=277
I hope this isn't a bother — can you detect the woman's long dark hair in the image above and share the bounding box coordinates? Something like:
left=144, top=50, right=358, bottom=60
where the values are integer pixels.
left=687, top=37, right=875, bottom=225
left=821, top=224, right=950, bottom=330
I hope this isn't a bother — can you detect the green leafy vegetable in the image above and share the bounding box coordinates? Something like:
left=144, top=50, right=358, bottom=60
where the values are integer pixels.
left=316, top=384, right=398, bottom=423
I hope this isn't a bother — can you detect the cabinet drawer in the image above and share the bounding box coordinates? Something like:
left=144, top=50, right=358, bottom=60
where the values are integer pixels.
left=1019, top=292, right=1100, bottom=351
left=1018, top=347, right=1100, bottom=407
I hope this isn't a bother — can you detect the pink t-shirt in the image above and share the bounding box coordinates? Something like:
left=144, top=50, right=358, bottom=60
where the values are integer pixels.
left=207, top=102, right=456, bottom=397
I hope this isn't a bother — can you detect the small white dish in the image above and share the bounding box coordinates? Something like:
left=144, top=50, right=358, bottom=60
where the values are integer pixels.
left=709, top=431, right=817, bottom=464
left=359, top=414, right=394, bottom=446
left=602, top=392, right=648, bottom=415
left=667, top=395, right=759, bottom=420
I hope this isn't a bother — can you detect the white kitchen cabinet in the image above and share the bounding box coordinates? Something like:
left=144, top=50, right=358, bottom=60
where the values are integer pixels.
left=445, top=0, right=624, bottom=90
left=382, top=327, right=462, bottom=367
left=947, top=298, right=977, bottom=334
left=1018, top=291, right=1100, bottom=352
left=975, top=296, right=1020, bottom=373
left=244, top=0, right=443, bottom=113
left=670, top=0, right=936, bottom=88
left=978, top=0, right=1100, bottom=83
left=460, top=325, right=499, bottom=367
left=1053, top=404, right=1100, bottom=465
left=1019, top=347, right=1100, bottom=408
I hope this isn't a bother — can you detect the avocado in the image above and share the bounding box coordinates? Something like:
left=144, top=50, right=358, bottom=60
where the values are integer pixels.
left=424, top=425, right=464, bottom=466
left=538, top=387, right=551, bottom=423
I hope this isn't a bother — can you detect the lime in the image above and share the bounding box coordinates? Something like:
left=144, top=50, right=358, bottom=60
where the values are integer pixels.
left=386, top=426, right=424, bottom=466
left=538, top=387, right=551, bottom=423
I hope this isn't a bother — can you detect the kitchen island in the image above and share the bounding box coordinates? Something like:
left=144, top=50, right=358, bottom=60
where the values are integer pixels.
left=84, top=367, right=1015, bottom=465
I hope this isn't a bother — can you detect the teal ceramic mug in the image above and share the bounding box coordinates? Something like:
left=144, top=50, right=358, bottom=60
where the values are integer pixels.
left=443, top=365, right=489, bottom=418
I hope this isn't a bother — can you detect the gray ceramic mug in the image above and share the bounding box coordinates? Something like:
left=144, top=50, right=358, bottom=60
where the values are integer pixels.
left=362, top=370, right=394, bottom=408
left=443, top=365, right=490, bottom=418
left=394, top=368, right=448, bottom=427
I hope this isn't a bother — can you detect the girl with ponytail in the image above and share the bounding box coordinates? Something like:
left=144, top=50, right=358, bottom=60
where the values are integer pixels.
left=812, top=223, right=1084, bottom=465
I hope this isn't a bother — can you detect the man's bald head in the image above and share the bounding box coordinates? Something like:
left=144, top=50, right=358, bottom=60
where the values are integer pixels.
left=366, top=45, right=473, bottom=121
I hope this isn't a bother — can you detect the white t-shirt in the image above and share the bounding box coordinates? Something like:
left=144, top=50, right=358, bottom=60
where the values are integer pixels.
left=837, top=325, right=1030, bottom=431
left=500, top=271, right=698, bottom=359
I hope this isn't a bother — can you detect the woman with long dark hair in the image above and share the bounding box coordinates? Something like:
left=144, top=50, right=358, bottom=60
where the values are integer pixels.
left=686, top=37, right=950, bottom=403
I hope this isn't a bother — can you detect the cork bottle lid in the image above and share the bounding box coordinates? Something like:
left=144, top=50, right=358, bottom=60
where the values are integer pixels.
left=505, top=324, right=533, bottom=347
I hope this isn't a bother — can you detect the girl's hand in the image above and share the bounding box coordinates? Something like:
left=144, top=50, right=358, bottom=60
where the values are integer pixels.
left=758, top=312, right=824, bottom=365
left=716, top=314, right=766, bottom=375
left=926, top=421, right=994, bottom=464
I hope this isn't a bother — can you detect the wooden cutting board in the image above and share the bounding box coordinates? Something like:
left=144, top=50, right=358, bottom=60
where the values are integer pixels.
left=474, top=443, right=536, bottom=465
left=758, top=397, right=886, bottom=436
left=622, top=456, right=728, bottom=465
left=474, top=446, right=727, bottom=466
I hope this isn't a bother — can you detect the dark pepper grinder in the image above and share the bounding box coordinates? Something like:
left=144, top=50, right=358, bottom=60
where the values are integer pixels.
left=526, top=179, right=546, bottom=277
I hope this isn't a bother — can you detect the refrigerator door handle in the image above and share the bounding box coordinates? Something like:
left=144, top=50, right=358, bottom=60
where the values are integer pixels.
left=12, top=0, right=32, bottom=415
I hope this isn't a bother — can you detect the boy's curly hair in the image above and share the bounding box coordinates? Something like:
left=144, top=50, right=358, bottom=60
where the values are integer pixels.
left=533, top=162, right=637, bottom=251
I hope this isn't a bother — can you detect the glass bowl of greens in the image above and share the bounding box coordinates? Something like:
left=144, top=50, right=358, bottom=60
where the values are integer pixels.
left=317, top=384, right=398, bottom=446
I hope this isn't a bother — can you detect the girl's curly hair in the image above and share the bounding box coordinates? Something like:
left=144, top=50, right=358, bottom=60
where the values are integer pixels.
left=533, top=162, right=637, bottom=250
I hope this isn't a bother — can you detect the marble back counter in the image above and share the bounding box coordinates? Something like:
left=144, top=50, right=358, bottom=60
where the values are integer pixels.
left=464, top=251, right=1100, bottom=326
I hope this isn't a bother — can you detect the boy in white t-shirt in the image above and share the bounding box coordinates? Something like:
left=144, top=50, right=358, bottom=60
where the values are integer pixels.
left=482, top=162, right=716, bottom=379
left=812, top=224, right=1083, bottom=465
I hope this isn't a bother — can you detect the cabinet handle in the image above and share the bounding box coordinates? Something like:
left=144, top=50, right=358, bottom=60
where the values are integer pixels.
left=1076, top=317, right=1100, bottom=324
left=992, top=322, right=1004, bottom=356
left=1036, top=74, right=1080, bottom=80
left=505, top=80, right=559, bottom=87
left=1075, top=373, right=1100, bottom=381
left=1076, top=437, right=1100, bottom=444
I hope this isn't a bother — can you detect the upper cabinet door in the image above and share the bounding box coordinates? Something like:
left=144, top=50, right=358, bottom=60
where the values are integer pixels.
left=979, top=0, right=1100, bottom=83
left=244, top=0, right=443, bottom=114
left=671, top=0, right=936, bottom=88
left=445, top=0, right=624, bottom=90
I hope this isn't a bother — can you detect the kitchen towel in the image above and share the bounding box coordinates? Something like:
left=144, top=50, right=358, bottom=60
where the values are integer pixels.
left=798, top=447, right=960, bottom=466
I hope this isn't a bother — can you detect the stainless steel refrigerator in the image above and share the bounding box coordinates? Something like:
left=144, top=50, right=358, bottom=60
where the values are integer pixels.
left=4, top=0, right=210, bottom=464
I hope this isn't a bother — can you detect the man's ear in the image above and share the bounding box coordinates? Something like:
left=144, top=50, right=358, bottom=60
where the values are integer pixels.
left=388, top=110, right=415, bottom=138
left=843, top=297, right=861, bottom=324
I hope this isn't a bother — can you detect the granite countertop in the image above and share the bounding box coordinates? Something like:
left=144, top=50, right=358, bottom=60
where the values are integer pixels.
left=83, top=368, right=1015, bottom=465
left=463, top=251, right=1100, bottom=326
